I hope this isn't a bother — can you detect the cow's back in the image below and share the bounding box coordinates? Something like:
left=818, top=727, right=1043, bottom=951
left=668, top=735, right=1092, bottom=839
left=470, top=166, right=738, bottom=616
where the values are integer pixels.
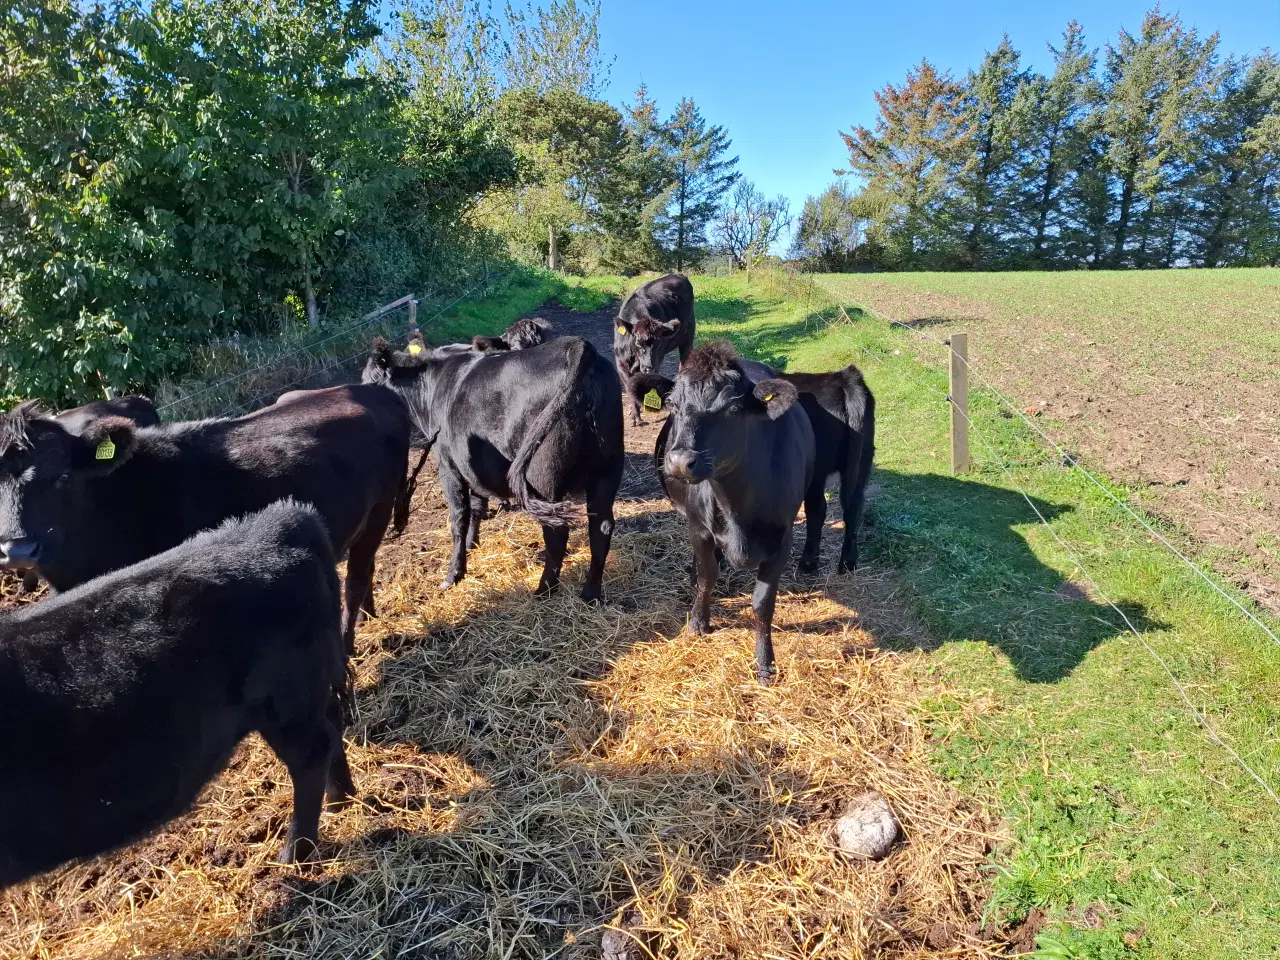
left=39, top=386, right=409, bottom=589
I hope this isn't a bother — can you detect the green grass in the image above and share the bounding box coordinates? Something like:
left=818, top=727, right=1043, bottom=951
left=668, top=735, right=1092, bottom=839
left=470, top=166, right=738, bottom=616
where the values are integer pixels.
left=683, top=272, right=1280, bottom=957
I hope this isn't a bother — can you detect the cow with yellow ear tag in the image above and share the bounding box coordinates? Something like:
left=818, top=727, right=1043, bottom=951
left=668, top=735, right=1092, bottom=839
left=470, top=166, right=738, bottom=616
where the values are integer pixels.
left=612, top=274, right=695, bottom=426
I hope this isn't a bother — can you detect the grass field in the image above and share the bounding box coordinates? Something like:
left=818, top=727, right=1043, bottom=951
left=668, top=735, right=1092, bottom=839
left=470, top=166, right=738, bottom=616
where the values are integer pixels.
left=694, top=272, right=1280, bottom=957
left=4, top=270, right=1280, bottom=959
left=813, top=270, right=1280, bottom=615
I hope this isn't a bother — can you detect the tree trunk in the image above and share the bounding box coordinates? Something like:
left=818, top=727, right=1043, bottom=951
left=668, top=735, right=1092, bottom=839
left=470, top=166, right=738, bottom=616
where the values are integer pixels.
left=1033, top=126, right=1062, bottom=262
left=1111, top=166, right=1137, bottom=267
left=301, top=244, right=318, bottom=330
left=1201, top=167, right=1241, bottom=267
left=548, top=224, right=558, bottom=271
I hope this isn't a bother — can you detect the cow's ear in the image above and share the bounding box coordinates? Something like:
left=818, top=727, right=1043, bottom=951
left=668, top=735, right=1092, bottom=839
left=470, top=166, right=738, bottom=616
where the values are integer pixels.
left=751, top=379, right=798, bottom=420
left=629, top=373, right=675, bottom=407
left=615, top=319, right=632, bottom=337
left=472, top=335, right=509, bottom=352
left=370, top=336, right=396, bottom=367
left=73, top=416, right=136, bottom=474
left=663, top=318, right=681, bottom=331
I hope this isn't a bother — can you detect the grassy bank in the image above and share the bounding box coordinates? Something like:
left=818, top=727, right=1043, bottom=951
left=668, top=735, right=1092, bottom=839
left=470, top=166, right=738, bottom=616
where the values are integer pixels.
left=688, top=272, right=1280, bottom=957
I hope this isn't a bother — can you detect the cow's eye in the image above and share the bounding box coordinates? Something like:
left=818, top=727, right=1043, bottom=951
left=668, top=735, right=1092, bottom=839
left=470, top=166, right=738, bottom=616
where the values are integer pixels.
left=726, top=403, right=743, bottom=416
left=54, top=473, right=70, bottom=489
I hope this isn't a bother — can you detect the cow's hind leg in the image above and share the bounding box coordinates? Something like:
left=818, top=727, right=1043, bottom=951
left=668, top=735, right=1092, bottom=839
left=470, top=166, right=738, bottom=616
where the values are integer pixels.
left=323, top=695, right=356, bottom=811
left=751, top=530, right=790, bottom=685
left=799, top=479, right=827, bottom=574
left=341, top=499, right=394, bottom=654
left=466, top=494, right=488, bottom=550
left=261, top=720, right=334, bottom=864
left=536, top=523, right=570, bottom=596
left=838, top=458, right=868, bottom=574
left=580, top=469, right=620, bottom=603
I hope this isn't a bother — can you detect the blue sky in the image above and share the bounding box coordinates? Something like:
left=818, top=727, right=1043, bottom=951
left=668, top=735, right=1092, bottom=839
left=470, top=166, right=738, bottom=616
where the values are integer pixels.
left=598, top=0, right=1278, bottom=243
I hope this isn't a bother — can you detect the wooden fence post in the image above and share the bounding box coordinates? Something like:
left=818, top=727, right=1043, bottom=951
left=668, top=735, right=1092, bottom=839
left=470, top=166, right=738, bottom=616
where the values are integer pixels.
left=948, top=332, right=969, bottom=475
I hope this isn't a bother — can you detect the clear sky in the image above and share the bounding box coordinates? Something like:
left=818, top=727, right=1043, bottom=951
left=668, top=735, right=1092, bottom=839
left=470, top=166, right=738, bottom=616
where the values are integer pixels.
left=597, top=0, right=1278, bottom=244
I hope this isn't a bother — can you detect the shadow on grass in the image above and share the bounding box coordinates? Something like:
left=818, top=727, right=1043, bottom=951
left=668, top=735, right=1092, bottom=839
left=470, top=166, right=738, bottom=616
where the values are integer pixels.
left=860, top=468, right=1165, bottom=683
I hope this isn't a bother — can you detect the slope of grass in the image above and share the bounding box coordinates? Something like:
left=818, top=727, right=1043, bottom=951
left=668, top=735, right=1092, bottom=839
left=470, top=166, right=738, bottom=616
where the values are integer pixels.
left=688, top=272, right=1280, bottom=957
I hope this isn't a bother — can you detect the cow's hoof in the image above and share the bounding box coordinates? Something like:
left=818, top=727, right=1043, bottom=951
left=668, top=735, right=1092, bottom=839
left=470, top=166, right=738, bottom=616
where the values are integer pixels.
left=689, top=619, right=710, bottom=636
left=755, top=668, right=777, bottom=686
left=438, top=578, right=460, bottom=591
left=837, top=556, right=857, bottom=574
left=536, top=579, right=561, bottom=597
left=278, top=836, right=319, bottom=865
left=798, top=556, right=819, bottom=575
left=580, top=586, right=603, bottom=604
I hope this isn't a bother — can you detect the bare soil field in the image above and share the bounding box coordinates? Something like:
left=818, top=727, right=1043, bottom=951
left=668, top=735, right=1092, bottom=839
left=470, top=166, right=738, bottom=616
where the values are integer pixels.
left=0, top=302, right=1028, bottom=959
left=817, top=270, right=1280, bottom=611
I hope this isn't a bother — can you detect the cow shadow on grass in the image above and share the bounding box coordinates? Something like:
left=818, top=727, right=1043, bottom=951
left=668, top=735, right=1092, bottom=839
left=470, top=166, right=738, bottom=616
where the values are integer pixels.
left=810, top=467, right=1166, bottom=683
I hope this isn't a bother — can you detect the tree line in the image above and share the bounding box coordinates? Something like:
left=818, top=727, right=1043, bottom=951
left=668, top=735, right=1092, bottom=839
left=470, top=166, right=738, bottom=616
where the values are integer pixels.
left=791, top=10, right=1280, bottom=271
left=0, top=0, right=741, bottom=404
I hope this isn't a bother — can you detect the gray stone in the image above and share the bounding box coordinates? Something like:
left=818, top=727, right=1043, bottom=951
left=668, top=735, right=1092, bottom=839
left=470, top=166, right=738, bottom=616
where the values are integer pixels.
left=835, top=790, right=899, bottom=859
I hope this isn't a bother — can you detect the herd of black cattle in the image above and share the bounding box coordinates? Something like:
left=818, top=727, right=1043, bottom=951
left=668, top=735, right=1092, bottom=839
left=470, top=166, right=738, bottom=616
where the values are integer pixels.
left=0, top=274, right=874, bottom=895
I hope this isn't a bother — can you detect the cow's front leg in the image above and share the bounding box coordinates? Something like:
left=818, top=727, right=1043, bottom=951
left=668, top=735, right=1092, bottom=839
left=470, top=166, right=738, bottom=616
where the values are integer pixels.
left=536, top=522, right=570, bottom=595
left=437, top=458, right=471, bottom=589
left=751, top=529, right=790, bottom=685
left=690, top=533, right=718, bottom=635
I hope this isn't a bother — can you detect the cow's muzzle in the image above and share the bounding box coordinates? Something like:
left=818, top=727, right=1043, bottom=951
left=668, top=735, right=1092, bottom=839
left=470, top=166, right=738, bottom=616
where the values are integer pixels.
left=665, top=449, right=707, bottom=483
left=0, top=538, right=41, bottom=570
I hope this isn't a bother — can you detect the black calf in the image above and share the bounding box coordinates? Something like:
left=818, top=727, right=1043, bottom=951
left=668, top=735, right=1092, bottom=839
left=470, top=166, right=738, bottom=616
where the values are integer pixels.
left=0, top=501, right=354, bottom=889
left=364, top=335, right=623, bottom=601
left=638, top=342, right=815, bottom=683
left=780, top=367, right=876, bottom=573
left=613, top=274, right=695, bottom=426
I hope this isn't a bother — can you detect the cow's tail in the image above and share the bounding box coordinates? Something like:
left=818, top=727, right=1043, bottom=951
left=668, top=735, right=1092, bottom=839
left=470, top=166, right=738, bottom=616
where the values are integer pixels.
left=506, top=338, right=592, bottom=528
left=845, top=367, right=876, bottom=493
left=392, top=444, right=433, bottom=536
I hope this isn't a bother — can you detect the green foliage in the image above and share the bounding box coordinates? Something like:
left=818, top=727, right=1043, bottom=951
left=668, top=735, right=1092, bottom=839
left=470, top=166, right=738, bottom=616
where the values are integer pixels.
left=658, top=97, right=740, bottom=271
left=0, top=0, right=524, bottom=406
left=788, top=181, right=881, bottom=271
left=829, top=7, right=1280, bottom=271
left=709, top=179, right=790, bottom=270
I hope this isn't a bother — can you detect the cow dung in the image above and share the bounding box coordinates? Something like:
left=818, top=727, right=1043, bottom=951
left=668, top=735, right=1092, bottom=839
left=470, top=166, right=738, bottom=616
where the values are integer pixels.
left=835, top=791, right=899, bottom=860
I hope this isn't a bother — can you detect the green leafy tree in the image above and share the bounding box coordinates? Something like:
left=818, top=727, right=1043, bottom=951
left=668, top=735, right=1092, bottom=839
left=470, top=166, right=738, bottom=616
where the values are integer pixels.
left=1100, top=9, right=1219, bottom=266
left=788, top=181, right=877, bottom=271
left=1011, top=22, right=1100, bottom=264
left=955, top=36, right=1030, bottom=265
left=596, top=84, right=673, bottom=271
left=502, top=0, right=611, bottom=98
left=658, top=97, right=739, bottom=271
left=839, top=60, right=968, bottom=267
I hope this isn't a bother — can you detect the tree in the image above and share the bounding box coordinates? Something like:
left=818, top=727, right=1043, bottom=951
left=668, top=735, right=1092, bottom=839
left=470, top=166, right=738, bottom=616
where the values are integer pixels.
left=476, top=87, right=623, bottom=269
left=788, top=181, right=875, bottom=271
left=955, top=36, right=1030, bottom=265
left=1100, top=9, right=1219, bottom=266
left=1188, top=54, right=1280, bottom=266
left=502, top=0, right=611, bottom=98
left=658, top=98, right=739, bottom=271
left=1011, top=22, right=1099, bottom=264
left=840, top=60, right=968, bottom=267
left=597, top=84, right=674, bottom=271
left=711, top=180, right=791, bottom=271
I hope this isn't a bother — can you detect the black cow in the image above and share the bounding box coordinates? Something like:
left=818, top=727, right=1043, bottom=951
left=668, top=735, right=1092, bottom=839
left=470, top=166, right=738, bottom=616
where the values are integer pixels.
left=778, top=367, right=876, bottom=573
left=0, top=500, right=354, bottom=889
left=16, top=397, right=163, bottom=595
left=363, top=334, right=623, bottom=601
left=471, top=316, right=550, bottom=353
left=613, top=274, right=695, bottom=426
left=0, top=385, right=410, bottom=651
left=53, top=396, right=161, bottom=435
left=636, top=342, right=815, bottom=683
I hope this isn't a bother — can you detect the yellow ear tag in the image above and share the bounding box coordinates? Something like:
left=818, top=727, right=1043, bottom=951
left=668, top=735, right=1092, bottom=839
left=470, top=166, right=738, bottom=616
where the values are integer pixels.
left=616, top=325, right=627, bottom=336
left=406, top=342, right=423, bottom=355
left=643, top=389, right=662, bottom=411
left=95, top=438, right=116, bottom=461
left=763, top=393, right=775, bottom=402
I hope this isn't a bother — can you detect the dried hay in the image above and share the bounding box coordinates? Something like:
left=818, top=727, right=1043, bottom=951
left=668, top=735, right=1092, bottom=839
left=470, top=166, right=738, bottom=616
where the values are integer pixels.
left=0, top=470, right=1013, bottom=959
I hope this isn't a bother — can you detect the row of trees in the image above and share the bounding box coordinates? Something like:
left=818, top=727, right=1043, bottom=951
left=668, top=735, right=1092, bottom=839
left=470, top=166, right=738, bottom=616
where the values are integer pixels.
left=0, top=0, right=743, bottom=404
left=791, top=10, right=1280, bottom=271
